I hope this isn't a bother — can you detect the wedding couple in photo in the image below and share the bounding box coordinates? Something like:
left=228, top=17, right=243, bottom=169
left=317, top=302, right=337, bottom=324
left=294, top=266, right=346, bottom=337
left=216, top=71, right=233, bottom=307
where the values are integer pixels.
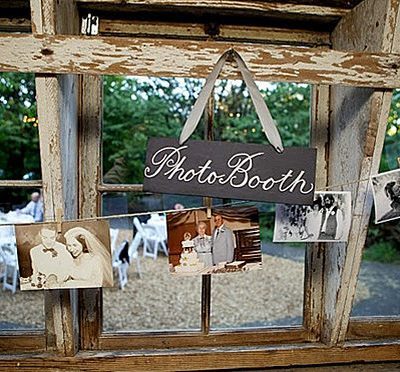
left=26, top=226, right=112, bottom=289
left=192, top=214, right=235, bottom=266
left=274, top=192, right=351, bottom=243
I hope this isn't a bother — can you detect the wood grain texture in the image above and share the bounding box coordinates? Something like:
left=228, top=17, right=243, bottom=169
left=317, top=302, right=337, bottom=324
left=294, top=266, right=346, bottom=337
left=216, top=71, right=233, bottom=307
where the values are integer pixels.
left=31, top=0, right=80, bottom=356
left=78, top=75, right=103, bottom=350
left=0, top=34, right=400, bottom=88
left=100, top=327, right=308, bottom=350
left=0, top=180, right=42, bottom=188
left=0, top=341, right=398, bottom=370
left=76, top=0, right=365, bottom=9
left=77, top=0, right=349, bottom=17
left=97, top=183, right=143, bottom=192
left=0, top=17, right=30, bottom=33
left=0, top=333, right=46, bottom=353
left=322, top=0, right=400, bottom=345
left=347, top=318, right=400, bottom=340
left=304, top=84, right=330, bottom=340
left=99, top=19, right=331, bottom=47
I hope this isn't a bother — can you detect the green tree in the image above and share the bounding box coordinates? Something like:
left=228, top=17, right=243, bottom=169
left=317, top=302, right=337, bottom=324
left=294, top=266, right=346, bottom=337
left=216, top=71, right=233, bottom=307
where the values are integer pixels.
left=380, top=89, right=400, bottom=171
left=215, top=82, right=309, bottom=146
left=0, top=73, right=40, bottom=180
left=103, top=76, right=203, bottom=184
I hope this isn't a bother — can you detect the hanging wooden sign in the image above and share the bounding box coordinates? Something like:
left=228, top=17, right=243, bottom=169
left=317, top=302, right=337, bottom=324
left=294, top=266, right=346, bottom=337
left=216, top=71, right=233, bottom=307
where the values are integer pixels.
left=143, top=137, right=316, bottom=205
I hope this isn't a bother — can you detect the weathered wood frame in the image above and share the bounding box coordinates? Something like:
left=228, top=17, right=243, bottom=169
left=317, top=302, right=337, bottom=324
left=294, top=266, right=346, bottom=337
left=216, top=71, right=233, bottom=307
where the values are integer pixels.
left=0, top=0, right=399, bottom=368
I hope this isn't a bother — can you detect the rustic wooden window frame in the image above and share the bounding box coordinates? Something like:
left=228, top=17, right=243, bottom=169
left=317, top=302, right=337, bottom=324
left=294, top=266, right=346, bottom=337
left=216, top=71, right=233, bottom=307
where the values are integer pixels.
left=0, top=181, right=46, bottom=353
left=0, top=0, right=399, bottom=368
left=95, top=81, right=313, bottom=349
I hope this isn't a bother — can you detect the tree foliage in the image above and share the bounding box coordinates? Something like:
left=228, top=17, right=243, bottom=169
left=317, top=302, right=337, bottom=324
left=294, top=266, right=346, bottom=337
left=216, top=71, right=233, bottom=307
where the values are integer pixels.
left=0, top=73, right=39, bottom=180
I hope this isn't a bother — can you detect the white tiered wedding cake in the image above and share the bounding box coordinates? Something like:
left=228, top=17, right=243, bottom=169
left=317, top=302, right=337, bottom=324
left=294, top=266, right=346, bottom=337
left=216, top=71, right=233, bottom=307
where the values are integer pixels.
left=175, top=233, right=205, bottom=274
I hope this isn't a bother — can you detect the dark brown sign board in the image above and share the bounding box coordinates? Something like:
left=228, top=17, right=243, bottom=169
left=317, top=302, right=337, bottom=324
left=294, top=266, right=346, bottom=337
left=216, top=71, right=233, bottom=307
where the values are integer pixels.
left=143, top=138, right=317, bottom=205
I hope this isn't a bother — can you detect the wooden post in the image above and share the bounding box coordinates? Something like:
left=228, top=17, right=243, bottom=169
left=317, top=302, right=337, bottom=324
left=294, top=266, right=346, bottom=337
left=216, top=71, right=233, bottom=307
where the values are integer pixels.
left=201, top=89, right=214, bottom=334
left=304, top=84, right=330, bottom=340
left=321, top=0, right=400, bottom=345
left=78, top=75, right=103, bottom=349
left=30, top=0, right=80, bottom=355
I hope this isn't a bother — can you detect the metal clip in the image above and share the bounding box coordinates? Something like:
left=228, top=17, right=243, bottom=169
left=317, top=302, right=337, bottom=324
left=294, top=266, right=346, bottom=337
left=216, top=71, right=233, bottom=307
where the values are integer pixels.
left=81, top=13, right=99, bottom=36
left=226, top=48, right=235, bottom=62
left=207, top=206, right=212, bottom=219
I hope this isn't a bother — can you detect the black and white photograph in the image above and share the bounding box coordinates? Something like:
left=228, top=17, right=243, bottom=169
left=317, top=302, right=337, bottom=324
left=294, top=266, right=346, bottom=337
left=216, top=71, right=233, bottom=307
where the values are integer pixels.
left=167, top=206, right=262, bottom=276
left=15, top=220, right=113, bottom=290
left=371, top=169, right=400, bottom=224
left=273, top=192, right=352, bottom=243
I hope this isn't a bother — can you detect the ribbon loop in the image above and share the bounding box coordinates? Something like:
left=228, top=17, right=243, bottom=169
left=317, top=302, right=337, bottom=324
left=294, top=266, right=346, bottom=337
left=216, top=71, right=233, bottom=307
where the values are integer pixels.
left=179, top=49, right=284, bottom=153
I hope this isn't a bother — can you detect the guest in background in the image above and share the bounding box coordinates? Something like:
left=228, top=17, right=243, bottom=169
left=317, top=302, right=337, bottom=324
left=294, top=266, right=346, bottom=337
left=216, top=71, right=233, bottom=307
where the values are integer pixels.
left=193, top=221, right=212, bottom=267
left=18, top=192, right=43, bottom=222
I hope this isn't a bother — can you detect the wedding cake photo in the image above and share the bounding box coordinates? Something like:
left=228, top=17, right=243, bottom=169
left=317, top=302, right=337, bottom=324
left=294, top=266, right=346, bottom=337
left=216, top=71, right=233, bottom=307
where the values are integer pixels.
left=167, top=206, right=262, bottom=276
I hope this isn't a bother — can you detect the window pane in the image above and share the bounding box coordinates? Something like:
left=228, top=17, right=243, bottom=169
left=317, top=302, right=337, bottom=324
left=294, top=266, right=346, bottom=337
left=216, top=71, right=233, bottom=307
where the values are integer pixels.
left=0, top=73, right=41, bottom=180
left=352, top=89, right=400, bottom=317
left=102, top=78, right=311, bottom=330
left=211, top=205, right=304, bottom=328
left=0, top=188, right=44, bottom=330
left=102, top=193, right=202, bottom=332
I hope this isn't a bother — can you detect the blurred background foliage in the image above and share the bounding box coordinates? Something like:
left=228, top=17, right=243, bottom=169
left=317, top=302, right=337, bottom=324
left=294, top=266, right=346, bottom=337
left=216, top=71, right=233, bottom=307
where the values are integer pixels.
left=0, top=72, right=399, bottom=262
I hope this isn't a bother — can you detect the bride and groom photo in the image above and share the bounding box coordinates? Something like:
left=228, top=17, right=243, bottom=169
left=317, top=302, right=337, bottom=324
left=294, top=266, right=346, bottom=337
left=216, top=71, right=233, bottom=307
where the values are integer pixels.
left=16, top=220, right=113, bottom=290
left=167, top=206, right=262, bottom=276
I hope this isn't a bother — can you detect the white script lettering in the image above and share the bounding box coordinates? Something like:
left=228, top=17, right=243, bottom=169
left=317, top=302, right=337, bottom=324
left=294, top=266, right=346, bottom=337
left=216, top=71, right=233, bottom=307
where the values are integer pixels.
left=144, top=145, right=314, bottom=195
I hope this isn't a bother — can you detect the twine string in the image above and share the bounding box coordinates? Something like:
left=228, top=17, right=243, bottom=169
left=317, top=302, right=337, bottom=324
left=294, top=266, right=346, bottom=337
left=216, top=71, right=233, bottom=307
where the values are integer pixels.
left=0, top=177, right=372, bottom=227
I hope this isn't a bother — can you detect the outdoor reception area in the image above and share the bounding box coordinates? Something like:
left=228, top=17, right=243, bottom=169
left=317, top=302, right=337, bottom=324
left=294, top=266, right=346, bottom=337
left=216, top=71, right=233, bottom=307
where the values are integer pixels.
left=0, top=0, right=399, bottom=370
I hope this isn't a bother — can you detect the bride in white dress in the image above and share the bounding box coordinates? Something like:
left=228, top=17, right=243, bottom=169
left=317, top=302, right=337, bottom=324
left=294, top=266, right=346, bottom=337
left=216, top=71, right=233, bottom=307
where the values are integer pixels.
left=64, top=227, right=113, bottom=288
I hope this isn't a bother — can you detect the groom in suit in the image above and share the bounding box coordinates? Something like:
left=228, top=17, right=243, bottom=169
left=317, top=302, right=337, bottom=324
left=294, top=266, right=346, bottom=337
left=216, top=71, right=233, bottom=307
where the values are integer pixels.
left=212, top=214, right=235, bottom=265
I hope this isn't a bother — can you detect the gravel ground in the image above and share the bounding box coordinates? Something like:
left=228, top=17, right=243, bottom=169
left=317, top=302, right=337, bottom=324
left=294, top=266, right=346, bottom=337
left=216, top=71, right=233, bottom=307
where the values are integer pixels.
left=103, top=254, right=307, bottom=331
left=0, top=251, right=370, bottom=331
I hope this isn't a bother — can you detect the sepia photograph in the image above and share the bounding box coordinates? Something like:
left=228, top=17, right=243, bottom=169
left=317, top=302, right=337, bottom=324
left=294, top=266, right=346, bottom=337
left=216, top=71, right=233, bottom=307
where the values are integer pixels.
left=371, top=169, right=400, bottom=224
left=15, top=220, right=113, bottom=290
left=167, top=206, right=262, bottom=276
left=273, top=191, right=352, bottom=243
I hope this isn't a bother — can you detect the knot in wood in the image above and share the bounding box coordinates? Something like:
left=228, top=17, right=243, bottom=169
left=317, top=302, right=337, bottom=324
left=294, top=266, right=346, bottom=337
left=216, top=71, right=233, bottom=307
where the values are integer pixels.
left=40, top=48, right=54, bottom=56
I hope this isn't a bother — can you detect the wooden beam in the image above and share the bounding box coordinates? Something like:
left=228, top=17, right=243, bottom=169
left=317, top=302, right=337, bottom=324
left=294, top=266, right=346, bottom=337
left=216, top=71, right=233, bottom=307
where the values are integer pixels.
left=321, top=0, right=400, bottom=345
left=99, top=19, right=331, bottom=47
left=78, top=75, right=103, bottom=350
left=0, top=17, right=30, bottom=33
left=31, top=0, right=80, bottom=356
left=304, top=84, right=330, bottom=340
left=0, top=341, right=398, bottom=370
left=347, top=318, right=400, bottom=340
left=0, top=34, right=399, bottom=87
left=99, top=327, right=308, bottom=350
left=0, top=333, right=46, bottom=353
left=77, top=0, right=349, bottom=18
left=0, top=180, right=42, bottom=188
left=97, top=184, right=143, bottom=193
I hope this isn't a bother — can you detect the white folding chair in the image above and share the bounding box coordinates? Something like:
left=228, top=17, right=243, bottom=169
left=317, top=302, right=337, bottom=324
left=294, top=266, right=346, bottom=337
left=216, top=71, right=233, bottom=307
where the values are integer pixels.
left=128, top=233, right=142, bottom=279
left=0, top=244, right=18, bottom=294
left=133, top=217, right=167, bottom=260
left=109, top=228, right=119, bottom=253
left=112, top=240, right=129, bottom=290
